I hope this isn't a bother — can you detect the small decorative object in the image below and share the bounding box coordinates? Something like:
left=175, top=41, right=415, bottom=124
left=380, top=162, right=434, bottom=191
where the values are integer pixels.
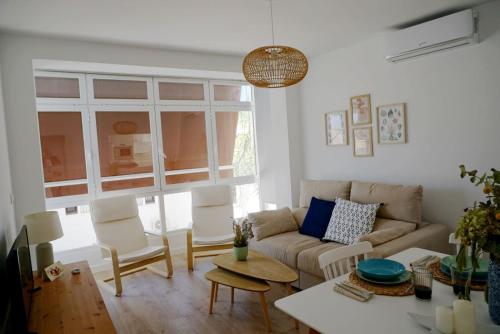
left=377, top=103, right=407, bottom=144
left=24, top=211, right=64, bottom=279
left=233, top=220, right=249, bottom=261
left=71, top=268, right=81, bottom=275
left=412, top=266, right=433, bottom=300
left=435, top=306, right=454, bottom=334
left=455, top=165, right=500, bottom=324
left=353, top=127, right=373, bottom=157
left=453, top=299, right=476, bottom=334
left=325, top=111, right=348, bottom=146
left=44, top=261, right=64, bottom=281
left=350, top=94, right=371, bottom=126
left=242, top=0, right=308, bottom=88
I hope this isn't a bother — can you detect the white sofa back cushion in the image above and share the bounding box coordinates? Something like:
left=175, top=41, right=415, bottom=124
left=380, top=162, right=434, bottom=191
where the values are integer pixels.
left=299, top=180, right=351, bottom=208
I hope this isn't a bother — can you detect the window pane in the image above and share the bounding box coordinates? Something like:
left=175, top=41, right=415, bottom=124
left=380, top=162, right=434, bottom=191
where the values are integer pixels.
left=95, top=111, right=153, bottom=178
left=234, top=183, right=260, bottom=218
left=164, top=192, right=192, bottom=231
left=216, top=111, right=256, bottom=178
left=214, top=84, right=251, bottom=102
left=161, top=112, right=208, bottom=174
left=45, top=184, right=88, bottom=198
left=35, top=77, right=80, bottom=98
left=52, top=205, right=95, bottom=252
left=93, top=79, right=148, bottom=99
left=137, top=196, right=161, bottom=234
left=101, top=177, right=154, bottom=192
left=165, top=172, right=209, bottom=184
left=159, top=82, right=204, bottom=100
left=38, top=112, right=87, bottom=183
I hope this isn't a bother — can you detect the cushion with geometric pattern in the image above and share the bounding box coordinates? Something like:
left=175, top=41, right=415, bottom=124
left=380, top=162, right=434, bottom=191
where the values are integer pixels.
left=322, top=198, right=380, bottom=245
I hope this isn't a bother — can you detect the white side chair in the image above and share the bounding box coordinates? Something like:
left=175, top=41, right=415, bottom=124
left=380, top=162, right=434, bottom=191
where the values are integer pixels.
left=187, top=185, right=235, bottom=270
left=318, top=241, right=373, bottom=280
left=449, top=232, right=461, bottom=254
left=90, top=194, right=173, bottom=296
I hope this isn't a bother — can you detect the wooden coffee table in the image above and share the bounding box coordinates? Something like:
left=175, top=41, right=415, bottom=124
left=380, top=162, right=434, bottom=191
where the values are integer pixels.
left=210, top=250, right=299, bottom=330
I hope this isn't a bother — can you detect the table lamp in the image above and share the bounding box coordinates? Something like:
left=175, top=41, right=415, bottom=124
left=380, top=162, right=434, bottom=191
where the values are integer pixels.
left=24, top=211, right=63, bottom=278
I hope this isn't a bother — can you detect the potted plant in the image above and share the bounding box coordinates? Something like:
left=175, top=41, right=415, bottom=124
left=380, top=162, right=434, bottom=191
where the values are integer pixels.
left=233, top=220, right=249, bottom=261
left=455, top=165, right=500, bottom=324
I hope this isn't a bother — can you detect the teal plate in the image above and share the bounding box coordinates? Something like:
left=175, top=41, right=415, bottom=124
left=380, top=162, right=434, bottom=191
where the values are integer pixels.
left=356, top=269, right=412, bottom=285
left=440, top=256, right=488, bottom=282
left=357, top=258, right=406, bottom=281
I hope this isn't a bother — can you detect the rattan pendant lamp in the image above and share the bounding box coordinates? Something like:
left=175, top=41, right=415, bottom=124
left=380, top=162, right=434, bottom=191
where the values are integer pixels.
left=242, top=0, right=308, bottom=88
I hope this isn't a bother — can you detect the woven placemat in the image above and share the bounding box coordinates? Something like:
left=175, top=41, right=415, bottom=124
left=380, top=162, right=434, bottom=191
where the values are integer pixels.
left=348, top=271, right=414, bottom=296
left=428, top=261, right=486, bottom=291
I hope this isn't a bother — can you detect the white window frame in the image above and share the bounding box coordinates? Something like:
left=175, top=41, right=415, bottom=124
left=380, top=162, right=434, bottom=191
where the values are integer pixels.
left=34, top=71, right=87, bottom=105
left=86, top=74, right=154, bottom=105
left=153, top=78, right=209, bottom=106
left=88, top=105, right=161, bottom=197
left=209, top=80, right=254, bottom=109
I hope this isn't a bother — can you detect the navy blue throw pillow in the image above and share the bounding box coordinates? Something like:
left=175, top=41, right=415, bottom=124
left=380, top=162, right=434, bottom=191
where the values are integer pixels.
left=299, top=197, right=336, bottom=239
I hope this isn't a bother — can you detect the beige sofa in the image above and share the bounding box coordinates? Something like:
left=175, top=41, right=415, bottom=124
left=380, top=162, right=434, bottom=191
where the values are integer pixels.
left=249, top=180, right=451, bottom=289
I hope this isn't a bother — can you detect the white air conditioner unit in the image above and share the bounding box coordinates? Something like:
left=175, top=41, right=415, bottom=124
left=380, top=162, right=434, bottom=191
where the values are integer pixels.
left=386, top=9, right=479, bottom=63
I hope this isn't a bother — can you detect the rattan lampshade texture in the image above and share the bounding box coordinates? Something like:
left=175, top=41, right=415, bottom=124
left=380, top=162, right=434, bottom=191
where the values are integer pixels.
left=243, top=45, right=308, bottom=88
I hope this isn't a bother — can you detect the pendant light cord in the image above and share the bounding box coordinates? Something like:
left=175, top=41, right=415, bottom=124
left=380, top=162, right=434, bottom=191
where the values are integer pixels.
left=269, top=0, right=275, bottom=45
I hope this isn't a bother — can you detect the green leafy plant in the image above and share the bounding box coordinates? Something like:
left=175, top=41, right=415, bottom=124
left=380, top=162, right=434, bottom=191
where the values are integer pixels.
left=455, top=165, right=500, bottom=299
left=233, top=220, right=248, bottom=248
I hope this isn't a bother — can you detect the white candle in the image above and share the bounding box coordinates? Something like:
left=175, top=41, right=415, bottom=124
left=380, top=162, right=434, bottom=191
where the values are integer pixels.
left=435, top=306, right=454, bottom=334
left=453, top=300, right=476, bottom=334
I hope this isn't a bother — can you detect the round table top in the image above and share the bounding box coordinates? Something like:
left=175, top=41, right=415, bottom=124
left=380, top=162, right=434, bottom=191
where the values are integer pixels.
left=205, top=268, right=270, bottom=292
left=213, top=250, right=298, bottom=283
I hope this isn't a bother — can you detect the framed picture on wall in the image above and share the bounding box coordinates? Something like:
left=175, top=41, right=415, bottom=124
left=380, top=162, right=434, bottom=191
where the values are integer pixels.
left=350, top=94, right=371, bottom=126
left=377, top=103, right=407, bottom=144
left=325, top=110, right=348, bottom=146
left=353, top=127, right=373, bottom=157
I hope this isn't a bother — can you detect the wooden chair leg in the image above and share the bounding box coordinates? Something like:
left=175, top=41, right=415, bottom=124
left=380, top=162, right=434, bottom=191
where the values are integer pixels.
left=214, top=283, right=219, bottom=302
left=231, top=287, right=234, bottom=304
left=111, top=250, right=122, bottom=297
left=209, top=282, right=216, bottom=314
left=259, top=292, right=272, bottom=332
left=161, top=235, right=174, bottom=278
left=187, top=230, right=194, bottom=271
left=286, top=283, right=299, bottom=329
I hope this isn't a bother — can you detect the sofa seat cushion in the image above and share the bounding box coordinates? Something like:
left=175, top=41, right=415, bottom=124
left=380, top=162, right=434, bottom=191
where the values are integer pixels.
left=248, top=231, right=323, bottom=268
left=350, top=181, right=423, bottom=225
left=299, top=180, right=351, bottom=208
left=297, top=242, right=345, bottom=278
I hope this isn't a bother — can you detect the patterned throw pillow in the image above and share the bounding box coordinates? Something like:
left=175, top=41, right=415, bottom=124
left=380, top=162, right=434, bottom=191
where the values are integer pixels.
left=323, top=198, right=380, bottom=245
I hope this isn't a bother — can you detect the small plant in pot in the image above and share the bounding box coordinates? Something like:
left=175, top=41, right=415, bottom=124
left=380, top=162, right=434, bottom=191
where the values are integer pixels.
left=233, top=220, right=249, bottom=261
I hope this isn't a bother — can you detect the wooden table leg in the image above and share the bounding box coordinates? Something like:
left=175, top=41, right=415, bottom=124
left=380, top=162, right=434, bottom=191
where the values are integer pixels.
left=231, top=287, right=234, bottom=304
left=259, top=292, right=272, bottom=332
left=209, top=282, right=216, bottom=314
left=286, top=283, right=299, bottom=329
left=214, top=283, right=219, bottom=302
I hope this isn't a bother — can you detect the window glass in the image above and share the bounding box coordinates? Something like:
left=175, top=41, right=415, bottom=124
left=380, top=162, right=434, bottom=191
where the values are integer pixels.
left=166, top=172, right=209, bottom=185
left=45, top=185, right=88, bottom=198
left=158, top=82, right=204, bottom=100
left=95, top=111, right=153, bottom=178
left=233, top=183, right=260, bottom=218
left=38, top=112, right=87, bottom=182
left=51, top=205, right=95, bottom=252
left=101, top=177, right=155, bottom=192
left=216, top=111, right=256, bottom=178
left=164, top=192, right=192, bottom=231
left=93, top=79, right=148, bottom=99
left=213, top=84, right=251, bottom=102
left=35, top=77, right=80, bottom=98
left=137, top=196, right=162, bottom=233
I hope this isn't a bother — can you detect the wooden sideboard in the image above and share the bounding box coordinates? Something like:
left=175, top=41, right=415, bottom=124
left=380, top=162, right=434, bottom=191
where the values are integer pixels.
left=28, top=261, right=116, bottom=334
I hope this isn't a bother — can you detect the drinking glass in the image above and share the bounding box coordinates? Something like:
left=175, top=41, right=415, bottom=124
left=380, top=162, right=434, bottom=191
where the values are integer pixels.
left=450, top=264, right=472, bottom=298
left=412, top=266, right=433, bottom=300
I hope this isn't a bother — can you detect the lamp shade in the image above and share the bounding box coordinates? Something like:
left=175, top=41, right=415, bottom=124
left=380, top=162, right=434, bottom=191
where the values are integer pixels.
left=24, top=211, right=63, bottom=245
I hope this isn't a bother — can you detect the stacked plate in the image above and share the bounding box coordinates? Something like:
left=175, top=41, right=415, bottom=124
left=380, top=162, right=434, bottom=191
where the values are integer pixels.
left=356, top=259, right=411, bottom=285
left=440, top=255, right=489, bottom=283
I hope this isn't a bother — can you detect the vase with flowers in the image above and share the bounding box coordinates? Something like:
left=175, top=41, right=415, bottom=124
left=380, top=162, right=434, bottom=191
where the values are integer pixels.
left=455, top=165, right=500, bottom=324
left=233, top=220, right=249, bottom=261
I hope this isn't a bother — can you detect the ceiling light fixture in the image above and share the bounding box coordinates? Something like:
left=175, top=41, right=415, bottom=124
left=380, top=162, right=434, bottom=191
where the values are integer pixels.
left=242, top=0, right=308, bottom=88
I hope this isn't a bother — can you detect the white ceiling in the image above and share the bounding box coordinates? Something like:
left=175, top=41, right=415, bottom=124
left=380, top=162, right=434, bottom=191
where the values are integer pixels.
left=0, top=0, right=489, bottom=57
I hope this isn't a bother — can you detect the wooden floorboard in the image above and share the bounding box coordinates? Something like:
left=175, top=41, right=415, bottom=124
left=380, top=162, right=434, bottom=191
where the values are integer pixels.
left=94, top=254, right=308, bottom=334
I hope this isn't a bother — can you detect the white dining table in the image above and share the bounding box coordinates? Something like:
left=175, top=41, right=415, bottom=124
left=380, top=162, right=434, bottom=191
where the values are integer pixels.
left=275, top=247, right=498, bottom=334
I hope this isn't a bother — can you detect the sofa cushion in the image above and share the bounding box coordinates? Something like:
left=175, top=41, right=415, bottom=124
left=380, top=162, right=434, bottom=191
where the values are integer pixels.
left=299, top=180, right=351, bottom=208
left=372, top=217, right=417, bottom=232
left=350, top=181, right=423, bottom=225
left=323, top=198, right=380, bottom=245
left=249, top=231, right=323, bottom=268
left=361, top=218, right=416, bottom=246
left=299, top=197, right=336, bottom=239
left=248, top=207, right=298, bottom=241
left=292, top=208, right=308, bottom=227
left=297, top=242, right=345, bottom=278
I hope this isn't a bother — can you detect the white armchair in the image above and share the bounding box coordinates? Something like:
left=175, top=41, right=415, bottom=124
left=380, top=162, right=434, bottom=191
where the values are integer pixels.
left=187, top=185, right=235, bottom=270
left=90, top=194, right=173, bottom=296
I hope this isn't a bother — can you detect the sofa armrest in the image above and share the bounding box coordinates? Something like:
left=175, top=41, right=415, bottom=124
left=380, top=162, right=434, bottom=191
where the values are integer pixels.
left=370, top=223, right=452, bottom=258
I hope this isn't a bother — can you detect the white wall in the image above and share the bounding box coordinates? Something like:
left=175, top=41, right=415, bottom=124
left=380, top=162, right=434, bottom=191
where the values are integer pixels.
left=0, top=65, right=17, bottom=250
left=0, top=33, right=244, bottom=225
left=299, top=0, right=500, bottom=229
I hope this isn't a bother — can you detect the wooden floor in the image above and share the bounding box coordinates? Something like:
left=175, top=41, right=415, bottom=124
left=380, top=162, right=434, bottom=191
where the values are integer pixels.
left=95, top=253, right=309, bottom=334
